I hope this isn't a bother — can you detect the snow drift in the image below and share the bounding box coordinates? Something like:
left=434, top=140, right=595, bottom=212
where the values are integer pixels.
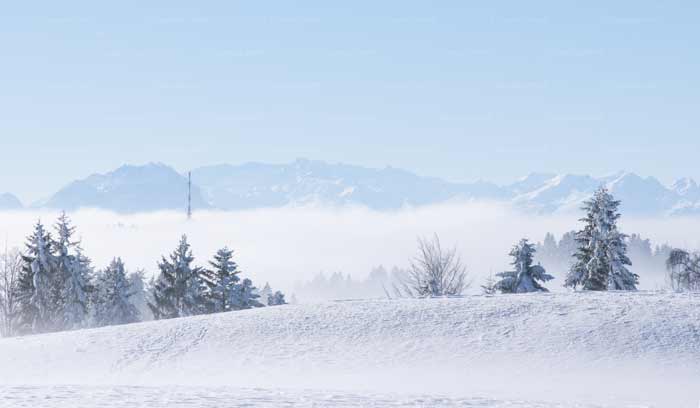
left=0, top=292, right=699, bottom=407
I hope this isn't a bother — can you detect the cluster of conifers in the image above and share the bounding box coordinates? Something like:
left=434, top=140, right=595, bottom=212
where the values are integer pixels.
left=148, top=235, right=286, bottom=320
left=0, top=214, right=284, bottom=338
left=486, top=187, right=639, bottom=294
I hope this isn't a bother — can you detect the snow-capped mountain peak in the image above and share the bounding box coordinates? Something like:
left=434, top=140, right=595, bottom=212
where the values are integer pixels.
left=39, top=163, right=210, bottom=213
left=19, top=160, right=700, bottom=216
left=672, top=177, right=699, bottom=196
left=0, top=192, right=23, bottom=210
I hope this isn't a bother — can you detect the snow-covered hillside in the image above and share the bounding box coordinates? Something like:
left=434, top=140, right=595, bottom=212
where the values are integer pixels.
left=0, top=292, right=699, bottom=407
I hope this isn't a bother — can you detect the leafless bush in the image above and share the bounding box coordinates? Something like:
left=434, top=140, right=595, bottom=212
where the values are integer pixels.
left=0, top=247, right=22, bottom=337
left=394, top=234, right=470, bottom=297
left=666, top=248, right=700, bottom=292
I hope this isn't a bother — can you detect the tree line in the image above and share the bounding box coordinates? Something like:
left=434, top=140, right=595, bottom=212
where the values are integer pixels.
left=0, top=213, right=286, bottom=337
left=406, top=187, right=698, bottom=297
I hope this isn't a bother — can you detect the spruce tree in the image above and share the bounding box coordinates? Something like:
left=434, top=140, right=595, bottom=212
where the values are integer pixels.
left=94, top=258, right=140, bottom=327
left=495, top=239, right=554, bottom=293
left=259, top=282, right=272, bottom=306
left=481, top=273, right=498, bottom=295
left=267, top=290, right=286, bottom=306
left=149, top=235, right=206, bottom=319
left=15, top=236, right=39, bottom=335
left=538, top=233, right=558, bottom=260
left=54, top=213, right=91, bottom=330
left=230, top=278, right=264, bottom=310
left=202, top=247, right=241, bottom=313
left=565, top=187, right=638, bottom=291
left=17, top=221, right=56, bottom=333
left=127, top=271, right=151, bottom=321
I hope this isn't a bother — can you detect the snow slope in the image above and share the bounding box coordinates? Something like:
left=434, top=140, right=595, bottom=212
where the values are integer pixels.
left=0, top=293, right=699, bottom=407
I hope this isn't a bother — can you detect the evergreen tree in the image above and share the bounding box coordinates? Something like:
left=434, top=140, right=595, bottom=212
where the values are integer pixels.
left=127, top=270, right=151, bottom=321
left=259, top=282, right=273, bottom=306
left=558, top=231, right=578, bottom=260
left=54, top=213, right=91, bottom=330
left=94, top=258, right=140, bottom=327
left=15, top=251, right=37, bottom=335
left=202, top=247, right=241, bottom=313
left=267, top=290, right=286, bottom=306
left=230, top=278, right=264, bottom=310
left=149, top=235, right=206, bottom=319
left=565, top=187, right=638, bottom=291
left=537, top=233, right=558, bottom=261
left=481, top=273, right=497, bottom=295
left=495, top=239, right=554, bottom=293
left=17, top=221, right=56, bottom=333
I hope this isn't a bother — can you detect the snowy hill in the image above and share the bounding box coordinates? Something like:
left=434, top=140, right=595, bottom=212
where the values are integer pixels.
left=31, top=160, right=700, bottom=215
left=39, top=163, right=210, bottom=213
left=0, top=292, right=698, bottom=407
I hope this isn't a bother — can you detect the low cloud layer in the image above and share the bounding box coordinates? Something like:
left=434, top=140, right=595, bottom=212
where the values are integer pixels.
left=0, top=203, right=698, bottom=294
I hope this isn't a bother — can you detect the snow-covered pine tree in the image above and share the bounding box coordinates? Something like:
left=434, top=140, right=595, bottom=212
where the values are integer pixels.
left=537, top=232, right=558, bottom=261
left=495, top=239, right=554, bottom=293
left=202, top=247, right=241, bottom=313
left=127, top=270, right=152, bottom=321
left=15, top=243, right=39, bottom=335
left=259, top=282, right=272, bottom=306
left=54, top=213, right=92, bottom=330
left=94, top=258, right=140, bottom=327
left=267, top=290, right=286, bottom=306
left=148, top=235, right=206, bottom=319
left=17, top=221, right=57, bottom=333
left=481, top=273, right=497, bottom=295
left=565, top=187, right=639, bottom=291
left=558, top=231, right=578, bottom=260
left=230, top=278, right=264, bottom=310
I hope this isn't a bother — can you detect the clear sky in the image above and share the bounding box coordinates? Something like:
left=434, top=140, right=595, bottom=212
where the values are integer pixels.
left=1, top=1, right=698, bottom=203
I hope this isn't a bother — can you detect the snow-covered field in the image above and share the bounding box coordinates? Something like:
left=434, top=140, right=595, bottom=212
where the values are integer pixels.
left=0, top=385, right=618, bottom=408
left=0, top=292, right=699, bottom=407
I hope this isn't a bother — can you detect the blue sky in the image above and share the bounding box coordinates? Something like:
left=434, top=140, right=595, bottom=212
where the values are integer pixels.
left=1, top=1, right=698, bottom=202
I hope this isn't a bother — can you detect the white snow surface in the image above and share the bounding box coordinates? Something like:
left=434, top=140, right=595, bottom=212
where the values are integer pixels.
left=1, top=292, right=699, bottom=407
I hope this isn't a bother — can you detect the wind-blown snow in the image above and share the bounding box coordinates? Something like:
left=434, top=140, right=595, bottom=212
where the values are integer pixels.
left=0, top=292, right=698, bottom=407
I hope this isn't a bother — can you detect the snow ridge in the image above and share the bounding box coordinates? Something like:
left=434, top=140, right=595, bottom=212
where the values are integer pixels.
left=0, top=292, right=698, bottom=407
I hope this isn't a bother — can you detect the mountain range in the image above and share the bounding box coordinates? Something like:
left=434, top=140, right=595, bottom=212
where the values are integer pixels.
left=3, top=159, right=700, bottom=216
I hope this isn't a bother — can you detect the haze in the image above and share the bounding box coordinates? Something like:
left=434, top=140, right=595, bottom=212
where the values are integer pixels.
left=1, top=203, right=698, bottom=296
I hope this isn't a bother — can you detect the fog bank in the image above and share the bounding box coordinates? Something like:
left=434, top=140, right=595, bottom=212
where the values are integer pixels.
left=0, top=203, right=697, bottom=294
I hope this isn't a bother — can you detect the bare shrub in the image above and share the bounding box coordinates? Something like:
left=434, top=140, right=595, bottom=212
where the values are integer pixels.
left=666, top=249, right=700, bottom=292
left=394, top=234, right=470, bottom=297
left=0, top=247, right=22, bottom=337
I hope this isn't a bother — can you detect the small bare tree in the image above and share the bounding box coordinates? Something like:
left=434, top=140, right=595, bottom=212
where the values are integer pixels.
left=0, top=246, right=22, bottom=337
left=481, top=272, right=498, bottom=295
left=666, top=248, right=700, bottom=292
left=394, top=234, right=470, bottom=297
